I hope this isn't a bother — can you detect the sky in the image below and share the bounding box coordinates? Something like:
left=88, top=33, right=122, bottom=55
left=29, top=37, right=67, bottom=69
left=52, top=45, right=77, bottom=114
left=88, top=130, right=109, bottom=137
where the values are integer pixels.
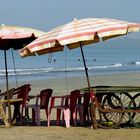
left=0, top=0, right=140, bottom=38
left=0, top=0, right=140, bottom=85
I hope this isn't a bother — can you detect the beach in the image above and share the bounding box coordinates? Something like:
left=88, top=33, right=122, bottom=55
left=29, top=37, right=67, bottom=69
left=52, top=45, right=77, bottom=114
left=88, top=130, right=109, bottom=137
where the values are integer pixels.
left=2, top=72, right=140, bottom=95
left=1, top=126, right=140, bottom=140
left=0, top=0, right=140, bottom=139
left=0, top=72, right=140, bottom=140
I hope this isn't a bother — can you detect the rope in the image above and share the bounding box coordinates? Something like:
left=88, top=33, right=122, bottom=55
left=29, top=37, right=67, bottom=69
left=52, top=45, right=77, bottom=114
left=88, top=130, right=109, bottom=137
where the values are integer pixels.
left=64, top=47, right=69, bottom=94
left=11, top=49, right=18, bottom=87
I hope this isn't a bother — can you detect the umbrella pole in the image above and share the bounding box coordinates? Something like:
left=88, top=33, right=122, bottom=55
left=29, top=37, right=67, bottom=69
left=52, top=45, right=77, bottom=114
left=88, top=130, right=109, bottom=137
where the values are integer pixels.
left=80, top=43, right=98, bottom=129
left=79, top=42, right=91, bottom=92
left=80, top=44, right=98, bottom=129
left=4, top=50, right=11, bottom=122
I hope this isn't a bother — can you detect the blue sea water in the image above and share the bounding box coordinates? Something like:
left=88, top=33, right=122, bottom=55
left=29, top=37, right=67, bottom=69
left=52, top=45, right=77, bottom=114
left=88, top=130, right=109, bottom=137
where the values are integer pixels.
left=0, top=37, right=140, bottom=84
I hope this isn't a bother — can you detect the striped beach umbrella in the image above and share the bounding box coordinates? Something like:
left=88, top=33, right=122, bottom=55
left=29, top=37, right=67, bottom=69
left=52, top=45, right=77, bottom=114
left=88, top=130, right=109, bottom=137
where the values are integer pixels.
left=0, top=24, right=45, bottom=122
left=19, top=18, right=140, bottom=91
left=0, top=24, right=45, bottom=50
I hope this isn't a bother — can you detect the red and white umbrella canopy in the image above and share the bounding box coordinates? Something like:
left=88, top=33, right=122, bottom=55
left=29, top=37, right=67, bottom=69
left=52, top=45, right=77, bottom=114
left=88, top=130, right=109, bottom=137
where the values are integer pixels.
left=20, top=18, right=140, bottom=57
left=0, top=24, right=46, bottom=50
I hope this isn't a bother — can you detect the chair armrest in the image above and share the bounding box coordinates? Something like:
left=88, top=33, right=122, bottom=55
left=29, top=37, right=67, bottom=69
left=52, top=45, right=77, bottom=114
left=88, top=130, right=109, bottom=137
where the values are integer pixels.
left=28, top=95, right=36, bottom=100
left=0, top=88, right=15, bottom=99
left=50, top=95, right=70, bottom=108
left=35, top=95, right=40, bottom=105
left=27, top=95, right=39, bottom=105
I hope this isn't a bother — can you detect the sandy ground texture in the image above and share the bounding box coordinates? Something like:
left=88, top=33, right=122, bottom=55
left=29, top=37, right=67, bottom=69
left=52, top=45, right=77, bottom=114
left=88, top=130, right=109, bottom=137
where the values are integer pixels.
left=1, top=72, right=140, bottom=140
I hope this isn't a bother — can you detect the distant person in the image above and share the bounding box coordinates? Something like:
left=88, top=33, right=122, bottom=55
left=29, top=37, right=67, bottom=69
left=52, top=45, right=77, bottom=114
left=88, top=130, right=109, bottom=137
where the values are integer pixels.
left=54, top=59, right=56, bottom=63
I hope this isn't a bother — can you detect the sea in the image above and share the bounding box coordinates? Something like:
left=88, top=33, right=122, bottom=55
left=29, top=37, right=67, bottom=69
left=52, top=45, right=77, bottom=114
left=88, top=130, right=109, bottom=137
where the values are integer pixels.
left=0, top=37, right=140, bottom=84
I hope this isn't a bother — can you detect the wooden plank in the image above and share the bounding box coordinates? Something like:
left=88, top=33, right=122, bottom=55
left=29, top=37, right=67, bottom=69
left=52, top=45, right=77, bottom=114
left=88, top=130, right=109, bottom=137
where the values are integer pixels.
left=81, top=85, right=140, bottom=94
left=0, top=98, right=23, bottom=103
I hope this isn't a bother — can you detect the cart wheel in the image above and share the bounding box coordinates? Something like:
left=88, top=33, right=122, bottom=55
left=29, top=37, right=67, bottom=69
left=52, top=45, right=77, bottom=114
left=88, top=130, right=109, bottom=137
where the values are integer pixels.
left=89, top=101, right=98, bottom=129
left=90, top=94, right=124, bottom=128
left=115, top=92, right=136, bottom=125
left=102, top=94, right=124, bottom=128
left=129, top=93, right=140, bottom=128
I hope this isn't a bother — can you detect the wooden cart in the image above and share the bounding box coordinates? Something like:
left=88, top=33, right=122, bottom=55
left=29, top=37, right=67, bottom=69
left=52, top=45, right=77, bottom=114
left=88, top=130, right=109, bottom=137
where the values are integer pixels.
left=82, top=86, right=140, bottom=128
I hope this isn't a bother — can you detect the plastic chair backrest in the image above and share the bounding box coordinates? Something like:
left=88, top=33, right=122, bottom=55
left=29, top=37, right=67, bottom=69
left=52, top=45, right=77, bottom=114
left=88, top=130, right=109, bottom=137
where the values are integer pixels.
left=83, top=92, right=90, bottom=109
left=14, top=84, right=31, bottom=107
left=40, top=88, right=53, bottom=109
left=70, top=90, right=80, bottom=111
left=0, top=88, right=15, bottom=100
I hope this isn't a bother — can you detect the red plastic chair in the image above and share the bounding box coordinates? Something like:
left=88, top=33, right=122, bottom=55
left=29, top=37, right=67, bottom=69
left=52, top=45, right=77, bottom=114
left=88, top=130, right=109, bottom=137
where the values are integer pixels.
left=27, top=88, right=53, bottom=125
left=11, top=84, right=31, bottom=124
left=48, top=89, right=81, bottom=128
left=76, top=92, right=91, bottom=125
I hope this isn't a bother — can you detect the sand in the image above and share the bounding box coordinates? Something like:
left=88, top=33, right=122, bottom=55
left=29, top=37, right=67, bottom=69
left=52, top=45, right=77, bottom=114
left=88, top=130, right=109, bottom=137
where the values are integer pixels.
left=0, top=127, right=140, bottom=140
left=1, top=72, right=140, bottom=140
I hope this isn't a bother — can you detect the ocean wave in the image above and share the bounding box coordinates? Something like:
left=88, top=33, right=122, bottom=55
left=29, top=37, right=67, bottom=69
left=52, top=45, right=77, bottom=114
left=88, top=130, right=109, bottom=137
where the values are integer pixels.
left=136, top=61, right=140, bottom=65
left=127, top=61, right=140, bottom=65
left=0, top=67, right=54, bottom=77
left=89, top=63, right=123, bottom=69
left=0, top=61, right=140, bottom=77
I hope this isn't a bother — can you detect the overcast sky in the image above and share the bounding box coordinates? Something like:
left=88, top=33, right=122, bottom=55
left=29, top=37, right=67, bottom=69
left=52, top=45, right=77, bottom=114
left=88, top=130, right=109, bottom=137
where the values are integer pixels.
left=0, top=0, right=140, bottom=38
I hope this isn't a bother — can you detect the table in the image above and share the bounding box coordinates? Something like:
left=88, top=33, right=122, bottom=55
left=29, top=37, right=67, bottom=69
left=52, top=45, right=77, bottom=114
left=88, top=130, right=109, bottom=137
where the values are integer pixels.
left=0, top=98, right=23, bottom=127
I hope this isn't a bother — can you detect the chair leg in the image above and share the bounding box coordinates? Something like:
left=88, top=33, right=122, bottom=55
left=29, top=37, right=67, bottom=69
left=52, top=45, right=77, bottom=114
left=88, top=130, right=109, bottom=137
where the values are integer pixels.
left=84, top=107, right=90, bottom=124
left=12, top=104, right=21, bottom=124
left=47, top=108, right=52, bottom=127
left=45, top=108, right=50, bottom=126
left=32, top=108, right=36, bottom=123
left=71, top=110, right=77, bottom=126
left=63, top=109, right=70, bottom=128
left=45, top=109, right=48, bottom=120
left=36, top=107, right=40, bottom=126
left=79, top=106, right=84, bottom=125
left=56, top=109, right=61, bottom=126
left=31, top=107, right=40, bottom=126
left=20, top=107, right=24, bottom=124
